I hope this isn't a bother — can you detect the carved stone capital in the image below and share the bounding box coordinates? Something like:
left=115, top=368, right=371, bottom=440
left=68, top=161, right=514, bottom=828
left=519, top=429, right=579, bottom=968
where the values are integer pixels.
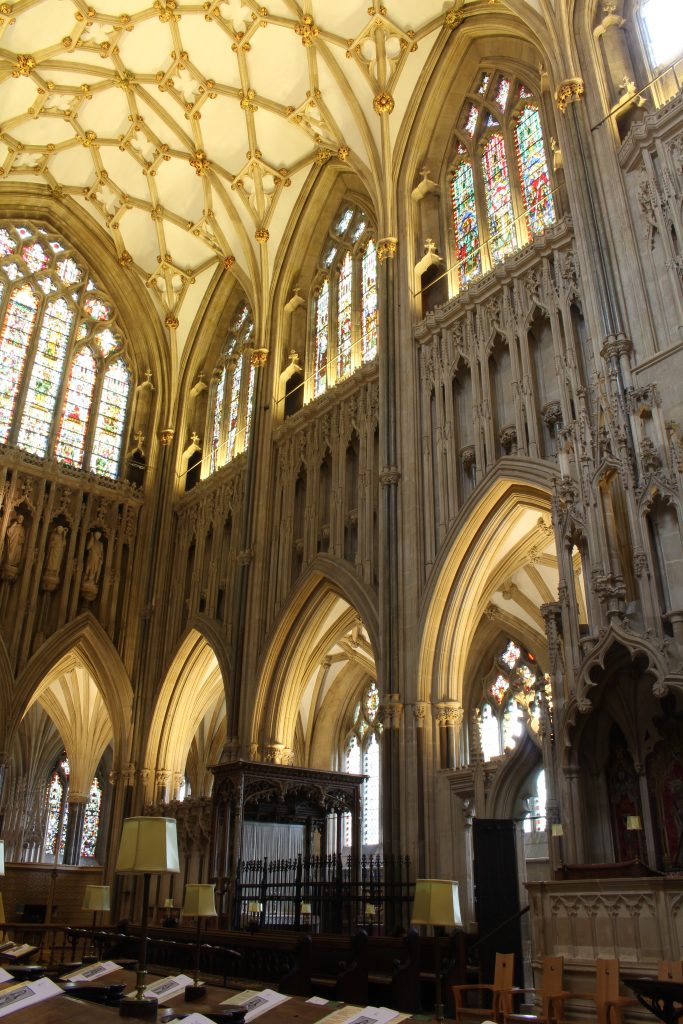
left=380, top=465, right=401, bottom=486
left=159, top=428, right=175, bottom=446
left=251, top=348, right=268, bottom=368
left=436, top=701, right=464, bottom=727
left=556, top=77, right=585, bottom=113
left=413, top=702, right=428, bottom=726
left=377, top=237, right=398, bottom=261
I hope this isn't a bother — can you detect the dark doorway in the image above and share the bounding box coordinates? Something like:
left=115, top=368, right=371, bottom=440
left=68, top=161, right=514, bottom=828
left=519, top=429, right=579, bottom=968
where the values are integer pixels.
left=472, top=818, right=524, bottom=990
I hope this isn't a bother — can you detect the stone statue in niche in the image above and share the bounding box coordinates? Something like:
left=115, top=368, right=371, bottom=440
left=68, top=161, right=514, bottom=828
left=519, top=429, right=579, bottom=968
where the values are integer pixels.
left=81, top=529, right=104, bottom=601
left=1, top=514, right=26, bottom=582
left=42, top=524, right=68, bottom=592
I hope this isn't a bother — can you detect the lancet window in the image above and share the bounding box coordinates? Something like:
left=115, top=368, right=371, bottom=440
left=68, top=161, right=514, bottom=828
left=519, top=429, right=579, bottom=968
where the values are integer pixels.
left=638, top=0, right=683, bottom=70
left=310, top=206, right=377, bottom=402
left=43, top=755, right=103, bottom=862
left=0, top=223, right=131, bottom=479
left=475, top=640, right=551, bottom=762
left=343, top=681, right=382, bottom=849
left=449, top=72, right=556, bottom=290
left=208, top=303, right=256, bottom=473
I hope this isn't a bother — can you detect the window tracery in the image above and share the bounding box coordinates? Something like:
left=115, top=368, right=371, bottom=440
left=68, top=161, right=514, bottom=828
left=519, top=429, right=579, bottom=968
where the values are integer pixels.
left=449, top=72, right=556, bottom=290
left=43, top=755, right=103, bottom=862
left=208, top=302, right=256, bottom=474
left=309, top=205, right=377, bottom=402
left=475, top=640, right=551, bottom=762
left=343, top=680, right=382, bottom=849
left=0, top=222, right=131, bottom=479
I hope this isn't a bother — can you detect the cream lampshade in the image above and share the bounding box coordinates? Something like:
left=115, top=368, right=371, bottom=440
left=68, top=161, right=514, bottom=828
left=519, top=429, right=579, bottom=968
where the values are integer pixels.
left=83, top=885, right=111, bottom=912
left=412, top=879, right=462, bottom=1024
left=164, top=898, right=174, bottom=910
left=115, top=816, right=180, bottom=874
left=247, top=900, right=262, bottom=914
left=115, top=817, right=180, bottom=1020
left=365, top=903, right=376, bottom=917
left=301, top=902, right=312, bottom=916
left=551, top=823, right=564, bottom=837
left=183, top=884, right=217, bottom=1001
left=183, top=884, right=216, bottom=918
left=626, top=815, right=642, bottom=830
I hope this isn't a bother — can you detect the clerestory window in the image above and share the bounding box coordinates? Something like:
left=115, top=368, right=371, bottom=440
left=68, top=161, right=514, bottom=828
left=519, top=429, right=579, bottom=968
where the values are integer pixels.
left=309, top=205, right=377, bottom=402
left=208, top=302, right=256, bottom=474
left=449, top=71, right=556, bottom=291
left=0, top=223, right=132, bottom=479
left=638, top=0, right=683, bottom=70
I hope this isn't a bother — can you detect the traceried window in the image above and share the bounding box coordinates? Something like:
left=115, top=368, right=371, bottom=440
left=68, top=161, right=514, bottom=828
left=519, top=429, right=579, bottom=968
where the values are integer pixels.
left=309, top=205, right=377, bottom=402
left=208, top=302, right=256, bottom=475
left=475, top=640, right=551, bottom=762
left=342, top=680, right=383, bottom=849
left=449, top=72, right=556, bottom=290
left=639, top=0, right=683, bottom=69
left=43, top=755, right=103, bottom=862
left=0, top=223, right=131, bottom=479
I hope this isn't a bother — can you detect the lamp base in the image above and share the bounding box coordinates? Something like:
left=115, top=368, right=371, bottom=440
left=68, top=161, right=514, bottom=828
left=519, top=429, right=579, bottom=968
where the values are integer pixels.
left=119, top=995, right=158, bottom=1020
left=184, top=982, right=207, bottom=1001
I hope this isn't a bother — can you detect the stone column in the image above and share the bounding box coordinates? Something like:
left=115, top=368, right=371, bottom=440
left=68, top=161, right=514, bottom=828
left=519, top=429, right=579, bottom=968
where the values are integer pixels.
left=436, top=701, right=464, bottom=769
left=380, top=695, right=403, bottom=932
left=413, top=703, right=428, bottom=874
left=62, top=793, right=88, bottom=865
left=0, top=751, right=10, bottom=836
left=155, top=769, right=171, bottom=805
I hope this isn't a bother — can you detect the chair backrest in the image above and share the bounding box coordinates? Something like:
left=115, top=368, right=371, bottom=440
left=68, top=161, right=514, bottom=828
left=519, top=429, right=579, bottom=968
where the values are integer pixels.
left=492, top=953, right=515, bottom=1016
left=658, top=961, right=683, bottom=982
left=595, top=958, right=621, bottom=1024
left=540, top=956, right=564, bottom=1021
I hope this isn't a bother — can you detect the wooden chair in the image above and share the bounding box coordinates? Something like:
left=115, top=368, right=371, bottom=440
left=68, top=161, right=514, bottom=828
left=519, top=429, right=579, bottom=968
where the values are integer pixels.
left=503, top=956, right=568, bottom=1024
left=659, top=962, right=683, bottom=982
left=562, top=957, right=635, bottom=1024
left=453, top=952, right=516, bottom=1024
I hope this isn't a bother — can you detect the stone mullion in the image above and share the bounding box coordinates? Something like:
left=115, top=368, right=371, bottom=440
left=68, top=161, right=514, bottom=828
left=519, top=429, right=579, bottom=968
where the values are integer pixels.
left=441, top=339, right=459, bottom=519
left=167, top=522, right=190, bottom=643
left=432, top=360, right=449, bottom=548
left=358, top=418, right=372, bottom=583
left=514, top=306, right=540, bottom=458
left=332, top=416, right=346, bottom=558
left=279, top=455, right=296, bottom=606
left=105, top=503, right=130, bottom=640
left=17, top=478, right=52, bottom=670
left=57, top=489, right=82, bottom=627
left=66, top=492, right=95, bottom=622
left=305, top=447, right=321, bottom=566
left=477, top=328, right=496, bottom=472
left=419, top=349, right=436, bottom=572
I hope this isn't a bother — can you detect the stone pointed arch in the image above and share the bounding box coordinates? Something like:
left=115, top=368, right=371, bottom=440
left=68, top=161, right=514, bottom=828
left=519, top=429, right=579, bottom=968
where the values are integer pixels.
left=144, top=627, right=229, bottom=796
left=12, top=614, right=133, bottom=770
left=418, top=460, right=556, bottom=706
left=250, top=555, right=379, bottom=759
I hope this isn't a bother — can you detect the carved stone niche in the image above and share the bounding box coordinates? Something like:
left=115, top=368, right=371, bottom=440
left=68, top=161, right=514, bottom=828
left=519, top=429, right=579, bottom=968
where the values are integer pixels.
left=499, top=425, right=517, bottom=455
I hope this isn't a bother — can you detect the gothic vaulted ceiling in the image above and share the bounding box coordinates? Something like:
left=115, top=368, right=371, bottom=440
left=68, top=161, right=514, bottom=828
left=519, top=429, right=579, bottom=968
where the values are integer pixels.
left=0, top=0, right=547, bottom=368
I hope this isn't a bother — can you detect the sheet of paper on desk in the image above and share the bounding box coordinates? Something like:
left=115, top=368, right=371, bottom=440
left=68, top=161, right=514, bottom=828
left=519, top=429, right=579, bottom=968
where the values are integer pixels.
left=143, top=974, right=193, bottom=1002
left=318, top=1007, right=404, bottom=1024
left=1, top=944, right=36, bottom=958
left=61, top=960, right=122, bottom=982
left=221, top=987, right=290, bottom=1021
left=0, top=969, right=12, bottom=984
left=307, top=995, right=330, bottom=1004
left=167, top=1014, right=216, bottom=1024
left=0, top=976, right=63, bottom=1017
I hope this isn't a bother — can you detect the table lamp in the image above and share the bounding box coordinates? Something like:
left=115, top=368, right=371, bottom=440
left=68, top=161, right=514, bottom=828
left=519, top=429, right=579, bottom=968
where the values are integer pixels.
left=412, top=878, right=462, bottom=1023
left=82, top=884, right=110, bottom=958
left=182, top=883, right=216, bottom=1001
left=115, top=817, right=180, bottom=1019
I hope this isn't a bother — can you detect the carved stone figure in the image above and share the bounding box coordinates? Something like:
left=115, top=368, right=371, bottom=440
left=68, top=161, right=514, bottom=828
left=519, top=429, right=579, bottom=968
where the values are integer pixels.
left=3, top=514, right=25, bottom=570
left=46, top=524, right=67, bottom=574
left=83, top=530, right=104, bottom=584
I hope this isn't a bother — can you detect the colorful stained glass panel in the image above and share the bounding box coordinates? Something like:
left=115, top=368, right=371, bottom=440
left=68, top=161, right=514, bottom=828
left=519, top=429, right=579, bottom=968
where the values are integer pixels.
left=515, top=105, right=556, bottom=235
left=451, top=161, right=482, bottom=285
left=464, top=103, right=479, bottom=136
left=361, top=240, right=378, bottom=361
left=227, top=354, right=243, bottom=459
left=211, top=366, right=226, bottom=473
left=0, top=229, right=16, bottom=255
left=0, top=284, right=40, bottom=443
left=96, top=328, right=119, bottom=357
left=44, top=772, right=64, bottom=856
left=17, top=297, right=73, bottom=457
left=84, top=297, right=112, bottom=321
left=22, top=243, right=49, bottom=273
left=244, top=359, right=256, bottom=448
left=90, top=358, right=129, bottom=478
left=337, top=251, right=353, bottom=379
left=336, top=209, right=353, bottom=234
left=482, top=133, right=517, bottom=263
left=80, top=777, right=102, bottom=859
left=495, top=76, right=511, bottom=110
left=502, top=640, right=521, bottom=669
left=491, top=674, right=509, bottom=703
left=55, top=347, right=97, bottom=468
left=56, top=258, right=82, bottom=285
left=314, top=281, right=329, bottom=397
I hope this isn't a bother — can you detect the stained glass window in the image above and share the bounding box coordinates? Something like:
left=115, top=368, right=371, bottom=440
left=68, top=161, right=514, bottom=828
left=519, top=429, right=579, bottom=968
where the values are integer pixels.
left=361, top=240, right=378, bottom=361
left=17, top=297, right=73, bottom=457
left=314, top=281, right=329, bottom=398
left=491, top=674, right=508, bottom=704
left=479, top=703, right=500, bottom=761
left=211, top=366, right=226, bottom=473
left=44, top=771, right=65, bottom=856
left=80, top=776, right=102, bottom=859
left=451, top=72, right=555, bottom=290
left=482, top=133, right=517, bottom=263
left=336, top=209, right=353, bottom=234
left=90, top=359, right=129, bottom=478
left=451, top=162, right=482, bottom=285
left=475, top=640, right=549, bottom=762
left=205, top=302, right=254, bottom=478
left=502, top=640, right=521, bottom=669
left=0, top=221, right=131, bottom=479
left=337, top=252, right=353, bottom=379
left=227, top=354, right=243, bottom=460
left=55, top=347, right=97, bottom=467
left=343, top=679, right=382, bottom=850
left=515, top=106, right=555, bottom=234
left=0, top=285, right=39, bottom=443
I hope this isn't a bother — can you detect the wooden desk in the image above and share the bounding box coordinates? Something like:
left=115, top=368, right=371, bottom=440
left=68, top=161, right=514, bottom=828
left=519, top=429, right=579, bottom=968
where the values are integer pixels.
left=2, top=969, right=439, bottom=1023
